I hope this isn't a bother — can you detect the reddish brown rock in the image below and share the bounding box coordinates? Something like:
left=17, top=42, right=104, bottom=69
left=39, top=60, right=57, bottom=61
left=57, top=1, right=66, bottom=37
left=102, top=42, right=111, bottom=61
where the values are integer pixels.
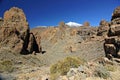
left=104, top=36, right=120, bottom=59
left=59, top=21, right=67, bottom=31
left=97, top=20, right=109, bottom=36
left=104, top=44, right=117, bottom=58
left=104, top=6, right=120, bottom=58
left=111, top=6, right=120, bottom=21
left=83, top=21, right=90, bottom=27
left=78, top=27, right=97, bottom=36
left=108, top=6, right=120, bottom=36
left=108, top=24, right=120, bottom=36
left=0, top=7, right=41, bottom=54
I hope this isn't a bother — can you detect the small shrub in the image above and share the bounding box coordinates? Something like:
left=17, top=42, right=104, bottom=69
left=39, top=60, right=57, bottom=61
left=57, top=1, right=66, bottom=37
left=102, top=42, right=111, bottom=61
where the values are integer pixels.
left=105, top=64, right=116, bottom=72
left=50, top=56, right=85, bottom=80
left=0, top=60, right=13, bottom=72
left=50, top=73, right=60, bottom=80
left=94, top=65, right=110, bottom=79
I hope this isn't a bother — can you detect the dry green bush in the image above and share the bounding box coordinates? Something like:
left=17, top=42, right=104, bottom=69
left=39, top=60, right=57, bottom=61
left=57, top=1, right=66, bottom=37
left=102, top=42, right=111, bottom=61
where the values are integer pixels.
left=50, top=57, right=85, bottom=80
left=0, top=60, right=13, bottom=72
left=94, top=65, right=110, bottom=79
left=105, top=64, right=116, bottom=72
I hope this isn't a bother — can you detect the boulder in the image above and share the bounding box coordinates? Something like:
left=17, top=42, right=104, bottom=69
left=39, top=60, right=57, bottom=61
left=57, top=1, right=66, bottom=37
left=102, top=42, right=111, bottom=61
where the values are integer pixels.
left=104, top=36, right=120, bottom=59
left=108, top=24, right=120, bottom=36
left=111, top=18, right=120, bottom=25
left=104, top=44, right=117, bottom=57
left=104, top=37, right=116, bottom=44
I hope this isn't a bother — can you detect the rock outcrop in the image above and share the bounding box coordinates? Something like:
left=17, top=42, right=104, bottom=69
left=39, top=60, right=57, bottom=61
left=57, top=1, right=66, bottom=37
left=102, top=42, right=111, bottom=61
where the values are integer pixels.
left=0, top=7, right=41, bottom=54
left=83, top=21, right=90, bottom=27
left=108, top=6, right=120, bottom=36
left=104, top=6, right=120, bottom=59
left=97, top=20, right=109, bottom=36
left=111, top=6, right=120, bottom=21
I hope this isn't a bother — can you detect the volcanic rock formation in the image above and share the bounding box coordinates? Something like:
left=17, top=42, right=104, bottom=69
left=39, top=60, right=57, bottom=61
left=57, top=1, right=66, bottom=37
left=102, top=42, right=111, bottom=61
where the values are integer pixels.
left=97, top=20, right=109, bottom=36
left=0, top=7, right=41, bottom=54
left=83, top=21, right=90, bottom=27
left=104, top=6, right=120, bottom=59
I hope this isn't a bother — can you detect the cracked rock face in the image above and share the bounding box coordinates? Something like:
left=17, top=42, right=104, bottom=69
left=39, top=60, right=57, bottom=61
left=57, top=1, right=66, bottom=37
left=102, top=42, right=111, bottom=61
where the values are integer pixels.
left=104, top=6, right=120, bottom=59
left=111, top=6, right=120, bottom=21
left=0, top=7, right=41, bottom=54
left=97, top=20, right=109, bottom=36
left=108, top=6, right=120, bottom=36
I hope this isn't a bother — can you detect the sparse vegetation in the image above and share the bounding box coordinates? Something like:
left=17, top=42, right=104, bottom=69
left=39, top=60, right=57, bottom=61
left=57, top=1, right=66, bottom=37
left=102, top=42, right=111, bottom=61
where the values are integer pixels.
left=0, top=60, right=14, bottom=72
left=50, top=56, right=85, bottom=80
left=94, top=65, right=110, bottom=79
left=105, top=64, right=116, bottom=72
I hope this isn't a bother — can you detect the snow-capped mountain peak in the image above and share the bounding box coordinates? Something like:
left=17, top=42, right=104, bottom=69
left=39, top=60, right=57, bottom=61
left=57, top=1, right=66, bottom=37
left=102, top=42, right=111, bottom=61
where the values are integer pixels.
left=66, top=22, right=82, bottom=27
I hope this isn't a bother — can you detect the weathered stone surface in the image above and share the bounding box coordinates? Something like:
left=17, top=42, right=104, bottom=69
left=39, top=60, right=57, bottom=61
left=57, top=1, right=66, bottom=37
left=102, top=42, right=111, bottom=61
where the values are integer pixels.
left=105, top=37, right=116, bottom=44
left=0, top=7, right=29, bottom=54
left=83, top=21, right=90, bottom=27
left=0, top=7, right=41, bottom=54
left=104, top=44, right=117, bottom=58
left=111, top=6, right=120, bottom=21
left=111, top=18, right=120, bottom=25
left=108, top=6, right=120, bottom=36
left=104, top=36, right=120, bottom=59
left=97, top=20, right=109, bottom=36
left=104, top=7, right=120, bottom=59
left=78, top=27, right=97, bottom=37
left=108, top=24, right=120, bottom=36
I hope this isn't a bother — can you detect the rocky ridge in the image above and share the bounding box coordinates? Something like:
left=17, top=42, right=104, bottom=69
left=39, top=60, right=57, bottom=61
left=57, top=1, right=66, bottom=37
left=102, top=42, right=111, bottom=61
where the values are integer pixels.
left=0, top=6, right=120, bottom=80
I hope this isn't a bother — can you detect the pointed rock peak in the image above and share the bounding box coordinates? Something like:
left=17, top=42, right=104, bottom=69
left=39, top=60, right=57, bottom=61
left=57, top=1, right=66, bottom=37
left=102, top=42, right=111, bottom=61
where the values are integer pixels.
left=112, top=6, right=120, bottom=20
left=4, top=7, right=26, bottom=22
left=59, top=21, right=65, bottom=26
left=83, top=21, right=90, bottom=27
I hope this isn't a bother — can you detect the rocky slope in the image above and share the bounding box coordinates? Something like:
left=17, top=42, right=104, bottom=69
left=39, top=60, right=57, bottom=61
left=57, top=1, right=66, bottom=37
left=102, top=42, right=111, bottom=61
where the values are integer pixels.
left=0, top=6, right=120, bottom=80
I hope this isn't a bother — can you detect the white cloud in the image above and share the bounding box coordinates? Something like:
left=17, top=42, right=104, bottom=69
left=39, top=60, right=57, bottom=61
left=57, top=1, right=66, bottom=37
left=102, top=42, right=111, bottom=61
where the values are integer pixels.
left=66, top=22, right=82, bottom=27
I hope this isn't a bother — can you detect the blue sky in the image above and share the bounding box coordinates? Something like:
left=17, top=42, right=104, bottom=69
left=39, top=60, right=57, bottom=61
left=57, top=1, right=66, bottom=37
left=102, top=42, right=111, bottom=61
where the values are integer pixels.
left=0, top=0, right=119, bottom=28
